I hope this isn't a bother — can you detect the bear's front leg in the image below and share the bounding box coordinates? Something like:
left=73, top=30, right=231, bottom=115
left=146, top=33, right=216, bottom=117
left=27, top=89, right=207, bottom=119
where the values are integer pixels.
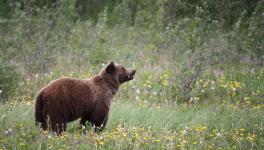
left=80, top=117, right=87, bottom=127
left=80, top=117, right=89, bottom=134
left=93, top=115, right=108, bottom=132
left=90, top=112, right=109, bottom=132
left=92, top=116, right=108, bottom=132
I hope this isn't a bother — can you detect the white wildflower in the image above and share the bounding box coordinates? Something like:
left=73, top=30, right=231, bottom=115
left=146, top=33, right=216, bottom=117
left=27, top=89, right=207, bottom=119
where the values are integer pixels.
left=216, top=132, right=222, bottom=137
left=199, top=138, right=204, bottom=144
left=182, top=129, right=187, bottom=135
left=136, top=89, right=140, bottom=94
left=189, top=97, right=194, bottom=103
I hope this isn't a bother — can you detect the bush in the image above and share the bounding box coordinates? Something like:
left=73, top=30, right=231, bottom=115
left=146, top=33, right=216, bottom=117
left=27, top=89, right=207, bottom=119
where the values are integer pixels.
left=0, top=63, right=21, bottom=103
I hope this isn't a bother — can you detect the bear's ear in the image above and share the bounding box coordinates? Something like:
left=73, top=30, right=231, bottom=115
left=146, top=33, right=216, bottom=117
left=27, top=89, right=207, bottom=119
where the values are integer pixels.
left=105, top=61, right=115, bottom=74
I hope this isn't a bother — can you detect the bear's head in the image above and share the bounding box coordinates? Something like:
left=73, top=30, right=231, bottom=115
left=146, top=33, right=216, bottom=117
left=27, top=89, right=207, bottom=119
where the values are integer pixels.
left=100, top=61, right=136, bottom=84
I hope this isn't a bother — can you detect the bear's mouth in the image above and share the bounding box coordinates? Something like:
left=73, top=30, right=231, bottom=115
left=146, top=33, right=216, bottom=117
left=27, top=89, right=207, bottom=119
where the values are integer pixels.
left=128, top=70, right=136, bottom=80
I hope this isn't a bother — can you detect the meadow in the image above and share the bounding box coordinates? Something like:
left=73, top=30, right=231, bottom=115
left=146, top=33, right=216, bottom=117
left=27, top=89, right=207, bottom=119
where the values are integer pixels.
left=0, top=0, right=264, bottom=149
left=1, top=92, right=264, bottom=149
left=0, top=64, right=264, bottom=149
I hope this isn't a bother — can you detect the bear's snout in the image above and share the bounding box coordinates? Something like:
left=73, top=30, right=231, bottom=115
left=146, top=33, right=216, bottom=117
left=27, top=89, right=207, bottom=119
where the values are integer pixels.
left=128, top=69, right=136, bottom=80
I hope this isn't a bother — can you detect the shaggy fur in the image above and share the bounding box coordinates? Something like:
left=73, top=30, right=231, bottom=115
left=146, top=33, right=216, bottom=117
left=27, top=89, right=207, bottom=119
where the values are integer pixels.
left=35, top=62, right=136, bottom=134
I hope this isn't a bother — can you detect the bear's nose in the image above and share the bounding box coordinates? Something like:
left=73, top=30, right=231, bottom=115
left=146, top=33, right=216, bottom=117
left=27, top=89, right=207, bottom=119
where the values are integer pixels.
left=130, top=70, right=136, bottom=77
left=128, top=69, right=136, bottom=79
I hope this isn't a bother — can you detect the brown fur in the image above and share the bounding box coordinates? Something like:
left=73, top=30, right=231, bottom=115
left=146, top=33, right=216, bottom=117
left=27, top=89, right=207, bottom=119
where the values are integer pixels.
left=35, top=62, right=136, bottom=134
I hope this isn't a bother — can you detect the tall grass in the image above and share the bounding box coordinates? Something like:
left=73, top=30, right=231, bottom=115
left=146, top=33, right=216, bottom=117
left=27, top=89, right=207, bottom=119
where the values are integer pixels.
left=0, top=101, right=263, bottom=149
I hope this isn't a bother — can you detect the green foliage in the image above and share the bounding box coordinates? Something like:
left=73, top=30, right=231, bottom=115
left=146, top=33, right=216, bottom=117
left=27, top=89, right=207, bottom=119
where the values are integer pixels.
left=0, top=0, right=12, bottom=18
left=227, top=1, right=264, bottom=65
left=89, top=49, right=112, bottom=66
left=0, top=63, right=21, bottom=103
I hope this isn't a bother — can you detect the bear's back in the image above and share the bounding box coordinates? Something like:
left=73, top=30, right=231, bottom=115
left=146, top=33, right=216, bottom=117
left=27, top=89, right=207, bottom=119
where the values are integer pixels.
left=41, top=78, right=95, bottom=120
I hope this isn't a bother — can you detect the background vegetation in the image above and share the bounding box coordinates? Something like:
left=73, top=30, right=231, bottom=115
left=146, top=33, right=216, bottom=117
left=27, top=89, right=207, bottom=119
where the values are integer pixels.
left=0, top=0, right=264, bottom=149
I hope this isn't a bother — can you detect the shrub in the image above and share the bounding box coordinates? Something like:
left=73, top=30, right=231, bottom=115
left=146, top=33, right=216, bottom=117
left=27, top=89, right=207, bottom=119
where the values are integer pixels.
left=0, top=63, right=21, bottom=103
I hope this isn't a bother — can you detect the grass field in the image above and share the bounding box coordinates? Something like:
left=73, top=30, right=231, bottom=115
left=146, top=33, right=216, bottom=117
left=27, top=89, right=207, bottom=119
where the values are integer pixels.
left=1, top=54, right=264, bottom=149
left=1, top=97, right=264, bottom=149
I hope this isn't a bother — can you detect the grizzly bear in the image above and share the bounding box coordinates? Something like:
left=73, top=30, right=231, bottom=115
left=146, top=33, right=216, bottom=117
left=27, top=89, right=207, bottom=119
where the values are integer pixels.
left=35, top=61, right=136, bottom=134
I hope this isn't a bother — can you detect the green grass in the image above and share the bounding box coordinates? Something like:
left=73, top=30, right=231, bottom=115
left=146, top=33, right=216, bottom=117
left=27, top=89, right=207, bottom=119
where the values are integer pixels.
left=1, top=100, right=263, bottom=149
